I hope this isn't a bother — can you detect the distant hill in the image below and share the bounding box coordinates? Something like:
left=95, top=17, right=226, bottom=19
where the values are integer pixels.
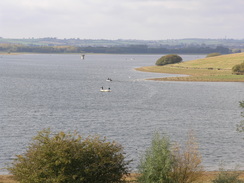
left=1, top=37, right=243, bottom=54
left=0, top=37, right=243, bottom=49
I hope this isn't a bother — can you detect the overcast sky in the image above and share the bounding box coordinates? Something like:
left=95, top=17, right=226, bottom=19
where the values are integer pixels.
left=0, top=0, right=243, bottom=40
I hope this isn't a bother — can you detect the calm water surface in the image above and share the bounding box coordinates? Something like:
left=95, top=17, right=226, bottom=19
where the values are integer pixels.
left=0, top=54, right=243, bottom=173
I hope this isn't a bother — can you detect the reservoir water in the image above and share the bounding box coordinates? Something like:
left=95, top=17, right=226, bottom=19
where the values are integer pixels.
left=0, top=54, right=243, bottom=174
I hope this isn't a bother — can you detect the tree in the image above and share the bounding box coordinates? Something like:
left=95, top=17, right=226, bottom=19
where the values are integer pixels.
left=137, top=132, right=174, bottom=183
left=237, top=101, right=244, bottom=133
left=171, top=131, right=203, bottom=183
left=137, top=131, right=203, bottom=183
left=8, top=129, right=130, bottom=183
left=232, top=63, right=244, bottom=75
left=155, top=54, right=182, bottom=66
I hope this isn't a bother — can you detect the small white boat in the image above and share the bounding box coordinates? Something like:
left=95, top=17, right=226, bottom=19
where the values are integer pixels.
left=106, top=78, right=112, bottom=82
left=100, top=89, right=111, bottom=92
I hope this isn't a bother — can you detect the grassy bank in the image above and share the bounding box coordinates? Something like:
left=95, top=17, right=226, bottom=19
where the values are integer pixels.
left=135, top=53, right=244, bottom=82
left=1, top=172, right=244, bottom=183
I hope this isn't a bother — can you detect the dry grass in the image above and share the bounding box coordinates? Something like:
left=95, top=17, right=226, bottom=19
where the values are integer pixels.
left=135, top=53, right=244, bottom=82
left=0, top=175, right=16, bottom=183
left=175, top=52, right=244, bottom=70
left=125, top=172, right=244, bottom=183
left=1, top=172, right=244, bottom=183
left=0, top=53, right=20, bottom=55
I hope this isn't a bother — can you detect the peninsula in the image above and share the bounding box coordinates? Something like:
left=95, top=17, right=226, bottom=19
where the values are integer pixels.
left=135, top=52, right=244, bottom=82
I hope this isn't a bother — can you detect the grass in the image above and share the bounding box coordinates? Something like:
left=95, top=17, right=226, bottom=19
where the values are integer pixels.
left=135, top=52, right=244, bottom=82
left=3, top=172, right=244, bottom=183
left=125, top=172, right=244, bottom=183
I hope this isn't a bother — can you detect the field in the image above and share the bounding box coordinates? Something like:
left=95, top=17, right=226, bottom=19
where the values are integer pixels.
left=135, top=52, right=244, bottom=82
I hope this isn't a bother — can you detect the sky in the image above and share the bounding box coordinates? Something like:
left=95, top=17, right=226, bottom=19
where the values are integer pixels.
left=0, top=0, right=243, bottom=40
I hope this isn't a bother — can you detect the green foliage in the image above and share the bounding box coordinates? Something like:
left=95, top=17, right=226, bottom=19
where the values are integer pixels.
left=8, top=129, right=130, bottom=183
left=240, top=101, right=244, bottom=108
left=237, top=101, right=244, bottom=133
left=232, top=62, right=244, bottom=75
left=137, top=133, right=174, bottom=183
left=206, top=52, right=221, bottom=57
left=155, top=54, right=183, bottom=66
left=137, top=131, right=203, bottom=183
left=212, top=169, right=243, bottom=183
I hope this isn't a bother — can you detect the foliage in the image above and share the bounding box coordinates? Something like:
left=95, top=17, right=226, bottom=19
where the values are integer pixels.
left=137, top=133, right=174, bottom=183
left=137, top=131, right=203, bottom=183
left=171, top=131, right=203, bottom=183
left=0, top=42, right=231, bottom=54
left=206, top=52, right=221, bottom=57
left=232, top=62, right=244, bottom=75
left=8, top=129, right=130, bottom=183
left=155, top=54, right=183, bottom=66
left=212, top=168, right=243, bottom=183
left=240, top=101, right=244, bottom=108
left=237, top=101, right=244, bottom=133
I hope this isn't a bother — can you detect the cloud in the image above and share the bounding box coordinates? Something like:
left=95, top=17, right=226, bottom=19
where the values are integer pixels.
left=0, top=0, right=243, bottom=39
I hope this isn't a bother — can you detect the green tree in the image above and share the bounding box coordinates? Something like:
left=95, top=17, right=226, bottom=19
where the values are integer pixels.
left=155, top=54, right=182, bottom=66
left=240, top=101, right=244, bottom=108
left=137, top=132, right=174, bottom=183
left=137, top=131, right=203, bottom=183
left=237, top=101, right=244, bottom=132
left=232, top=63, right=244, bottom=75
left=8, top=129, right=130, bottom=183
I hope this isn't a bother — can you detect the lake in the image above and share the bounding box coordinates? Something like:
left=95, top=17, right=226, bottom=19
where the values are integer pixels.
left=0, top=54, right=243, bottom=174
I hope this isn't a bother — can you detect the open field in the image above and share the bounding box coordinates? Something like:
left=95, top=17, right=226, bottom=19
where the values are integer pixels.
left=135, top=52, right=244, bottom=82
left=1, top=172, right=244, bottom=183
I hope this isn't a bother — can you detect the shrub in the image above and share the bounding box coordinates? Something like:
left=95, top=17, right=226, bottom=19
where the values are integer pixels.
left=155, top=54, right=182, bottom=66
left=137, top=132, right=174, bottom=183
left=206, top=52, right=221, bottom=57
left=212, top=168, right=243, bottom=183
left=232, top=62, right=244, bottom=75
left=171, top=131, right=203, bottom=183
left=237, top=101, right=244, bottom=133
left=137, top=131, right=203, bottom=183
left=8, top=129, right=130, bottom=183
left=240, top=101, right=244, bottom=108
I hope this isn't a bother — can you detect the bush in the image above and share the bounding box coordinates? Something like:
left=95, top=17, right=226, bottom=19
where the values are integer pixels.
left=137, top=131, right=203, bottom=183
left=8, top=129, right=130, bottom=183
left=237, top=101, right=244, bottom=133
left=137, top=133, right=174, bottom=183
left=232, top=62, right=244, bottom=75
left=206, top=52, right=221, bottom=57
left=212, top=168, right=243, bottom=183
left=171, top=131, right=203, bottom=183
left=240, top=101, right=244, bottom=108
left=155, top=54, right=182, bottom=66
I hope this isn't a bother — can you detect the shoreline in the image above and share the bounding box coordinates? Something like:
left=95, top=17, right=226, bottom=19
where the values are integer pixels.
left=1, top=171, right=244, bottom=183
left=135, top=66, right=244, bottom=82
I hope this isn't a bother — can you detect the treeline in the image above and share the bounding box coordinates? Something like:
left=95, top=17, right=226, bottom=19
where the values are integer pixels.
left=80, top=45, right=231, bottom=54
left=0, top=43, right=231, bottom=54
